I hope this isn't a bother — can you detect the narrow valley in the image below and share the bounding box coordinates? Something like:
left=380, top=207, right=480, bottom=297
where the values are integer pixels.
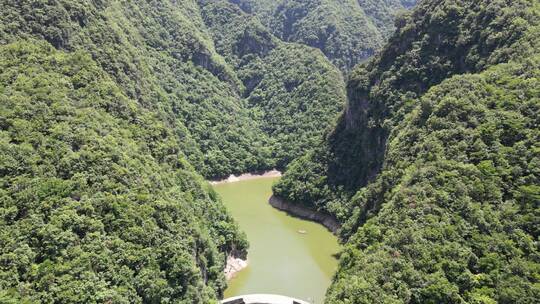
left=0, top=1, right=538, bottom=303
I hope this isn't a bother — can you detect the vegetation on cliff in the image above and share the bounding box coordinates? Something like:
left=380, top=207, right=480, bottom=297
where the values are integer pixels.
left=5, top=0, right=538, bottom=303
left=226, top=0, right=416, bottom=71
left=0, top=0, right=350, bottom=302
left=0, top=0, right=357, bottom=179
left=275, top=0, right=540, bottom=302
left=0, top=0, right=273, bottom=179
left=0, top=41, right=248, bottom=303
left=200, top=0, right=347, bottom=168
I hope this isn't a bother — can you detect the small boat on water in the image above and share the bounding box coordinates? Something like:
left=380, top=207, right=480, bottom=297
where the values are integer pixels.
left=297, top=229, right=307, bottom=234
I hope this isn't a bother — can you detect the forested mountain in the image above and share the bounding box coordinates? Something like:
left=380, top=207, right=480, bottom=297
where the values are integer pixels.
left=0, top=40, right=249, bottom=303
left=0, top=0, right=273, bottom=179
left=0, top=0, right=349, bottom=302
left=275, top=0, right=540, bottom=302
left=0, top=0, right=354, bottom=179
left=0, top=3, right=259, bottom=300
left=200, top=0, right=346, bottom=167
left=5, top=0, right=538, bottom=303
left=227, top=0, right=416, bottom=71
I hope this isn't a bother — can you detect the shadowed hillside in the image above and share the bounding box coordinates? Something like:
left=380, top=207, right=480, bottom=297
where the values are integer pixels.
left=275, top=0, right=540, bottom=302
left=227, top=0, right=417, bottom=71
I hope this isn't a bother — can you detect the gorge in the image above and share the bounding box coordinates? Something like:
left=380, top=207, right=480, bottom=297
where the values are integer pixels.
left=0, top=0, right=539, bottom=304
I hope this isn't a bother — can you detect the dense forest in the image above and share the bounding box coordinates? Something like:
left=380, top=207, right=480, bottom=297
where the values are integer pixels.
left=0, top=0, right=269, bottom=179
left=199, top=0, right=347, bottom=168
left=227, top=0, right=416, bottom=71
left=0, top=0, right=352, bottom=179
left=274, top=0, right=540, bottom=302
left=0, top=40, right=251, bottom=303
left=0, top=0, right=351, bottom=302
left=2, top=0, right=538, bottom=303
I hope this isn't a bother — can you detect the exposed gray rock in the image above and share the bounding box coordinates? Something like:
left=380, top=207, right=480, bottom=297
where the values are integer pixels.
left=269, top=195, right=340, bottom=233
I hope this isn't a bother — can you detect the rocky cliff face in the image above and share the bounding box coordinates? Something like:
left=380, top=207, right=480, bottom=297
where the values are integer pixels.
left=275, top=0, right=540, bottom=303
left=269, top=195, right=341, bottom=233
left=276, top=0, right=540, bottom=218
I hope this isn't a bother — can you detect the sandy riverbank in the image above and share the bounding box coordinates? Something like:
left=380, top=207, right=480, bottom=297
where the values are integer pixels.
left=210, top=170, right=282, bottom=185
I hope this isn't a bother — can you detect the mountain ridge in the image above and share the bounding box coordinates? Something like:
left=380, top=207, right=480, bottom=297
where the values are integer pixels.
left=275, top=0, right=540, bottom=302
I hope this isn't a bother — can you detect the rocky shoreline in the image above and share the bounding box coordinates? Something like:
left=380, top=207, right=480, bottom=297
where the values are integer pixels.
left=269, top=195, right=341, bottom=233
left=219, top=173, right=340, bottom=282
left=210, top=170, right=282, bottom=185
left=224, top=255, right=248, bottom=280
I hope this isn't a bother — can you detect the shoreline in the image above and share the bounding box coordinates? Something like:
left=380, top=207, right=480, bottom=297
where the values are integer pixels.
left=224, top=255, right=248, bottom=280
left=217, top=170, right=281, bottom=281
left=210, top=169, right=282, bottom=185
left=269, top=195, right=341, bottom=233
left=219, top=172, right=339, bottom=282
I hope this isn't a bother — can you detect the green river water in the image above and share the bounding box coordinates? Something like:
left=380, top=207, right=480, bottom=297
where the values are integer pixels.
left=213, top=177, right=340, bottom=304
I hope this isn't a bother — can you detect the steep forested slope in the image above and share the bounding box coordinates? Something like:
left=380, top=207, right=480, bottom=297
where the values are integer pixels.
left=228, top=0, right=416, bottom=71
left=10, top=0, right=537, bottom=303
left=275, top=0, right=540, bottom=302
left=1, top=0, right=352, bottom=177
left=0, top=0, right=272, bottom=178
left=0, top=41, right=247, bottom=303
left=200, top=0, right=346, bottom=168
left=325, top=54, right=540, bottom=304
left=0, top=0, right=353, bottom=302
